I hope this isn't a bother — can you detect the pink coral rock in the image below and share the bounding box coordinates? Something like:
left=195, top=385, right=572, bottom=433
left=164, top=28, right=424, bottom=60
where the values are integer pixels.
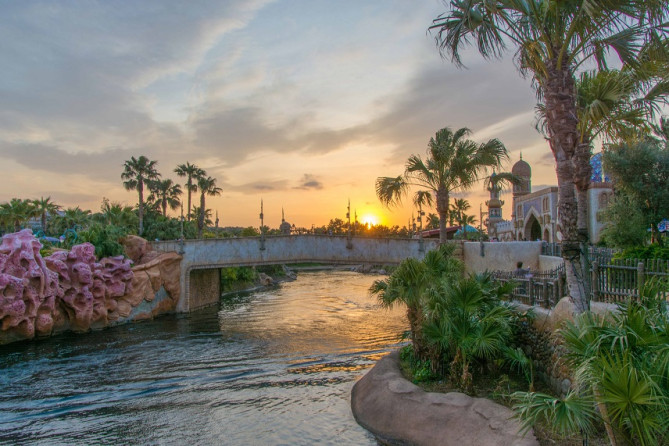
left=0, top=229, right=60, bottom=342
left=1, top=231, right=178, bottom=345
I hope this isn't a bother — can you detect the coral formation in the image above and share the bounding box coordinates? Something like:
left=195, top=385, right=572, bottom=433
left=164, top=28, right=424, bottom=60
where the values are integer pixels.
left=0, top=230, right=181, bottom=344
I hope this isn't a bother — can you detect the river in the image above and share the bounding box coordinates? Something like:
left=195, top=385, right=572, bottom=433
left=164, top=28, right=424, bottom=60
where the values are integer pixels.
left=0, top=271, right=407, bottom=445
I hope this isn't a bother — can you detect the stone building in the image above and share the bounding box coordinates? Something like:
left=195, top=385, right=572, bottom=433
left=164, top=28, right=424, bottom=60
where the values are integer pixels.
left=492, top=154, right=612, bottom=243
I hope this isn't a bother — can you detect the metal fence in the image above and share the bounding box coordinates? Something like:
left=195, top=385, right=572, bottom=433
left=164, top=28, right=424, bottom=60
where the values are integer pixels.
left=491, top=265, right=566, bottom=308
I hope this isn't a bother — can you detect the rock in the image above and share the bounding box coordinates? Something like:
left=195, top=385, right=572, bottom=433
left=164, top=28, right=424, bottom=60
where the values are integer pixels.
left=351, top=351, right=538, bottom=446
left=561, top=378, right=572, bottom=395
left=258, top=273, right=274, bottom=286
left=0, top=230, right=60, bottom=342
left=0, top=231, right=179, bottom=345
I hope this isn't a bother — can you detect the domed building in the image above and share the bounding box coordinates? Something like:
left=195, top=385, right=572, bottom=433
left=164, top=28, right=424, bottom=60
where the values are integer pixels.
left=492, top=154, right=612, bottom=243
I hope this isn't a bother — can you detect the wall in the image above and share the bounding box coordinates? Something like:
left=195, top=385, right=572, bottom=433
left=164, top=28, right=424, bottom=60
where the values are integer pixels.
left=463, top=241, right=543, bottom=273
left=189, top=269, right=221, bottom=310
left=538, top=255, right=564, bottom=271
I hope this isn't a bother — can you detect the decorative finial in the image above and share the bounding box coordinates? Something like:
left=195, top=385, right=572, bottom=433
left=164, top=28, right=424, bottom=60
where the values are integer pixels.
left=520, top=152, right=523, bottom=160
left=282, top=207, right=285, bottom=223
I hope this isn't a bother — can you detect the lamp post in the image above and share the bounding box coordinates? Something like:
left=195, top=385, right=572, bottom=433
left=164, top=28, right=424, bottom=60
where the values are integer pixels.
left=479, top=203, right=488, bottom=257
left=346, top=199, right=352, bottom=249
left=215, top=210, right=219, bottom=238
left=259, top=199, right=266, bottom=251
left=179, top=204, right=185, bottom=254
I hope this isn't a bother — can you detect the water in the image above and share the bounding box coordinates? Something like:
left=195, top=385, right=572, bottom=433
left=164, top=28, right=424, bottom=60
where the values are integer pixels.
left=0, top=271, right=407, bottom=445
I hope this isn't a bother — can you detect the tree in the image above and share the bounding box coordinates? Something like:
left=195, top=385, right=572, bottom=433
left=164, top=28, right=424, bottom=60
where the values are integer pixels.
left=430, top=1, right=668, bottom=313
left=148, top=179, right=182, bottom=217
left=413, top=190, right=433, bottom=232
left=175, top=162, right=205, bottom=221
left=451, top=198, right=470, bottom=229
left=121, top=156, right=160, bottom=236
left=95, top=198, right=137, bottom=231
left=32, top=196, right=60, bottom=235
left=0, top=198, right=37, bottom=232
left=196, top=176, right=222, bottom=238
left=603, top=138, right=669, bottom=246
left=426, top=213, right=440, bottom=230
left=49, top=206, right=91, bottom=236
left=376, top=126, right=508, bottom=243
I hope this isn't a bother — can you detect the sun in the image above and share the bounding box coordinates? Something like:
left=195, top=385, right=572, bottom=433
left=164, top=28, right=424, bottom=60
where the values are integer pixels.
left=360, top=214, right=379, bottom=226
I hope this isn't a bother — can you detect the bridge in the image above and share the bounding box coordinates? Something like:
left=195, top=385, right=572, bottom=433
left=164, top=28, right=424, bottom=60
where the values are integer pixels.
left=150, top=235, right=444, bottom=312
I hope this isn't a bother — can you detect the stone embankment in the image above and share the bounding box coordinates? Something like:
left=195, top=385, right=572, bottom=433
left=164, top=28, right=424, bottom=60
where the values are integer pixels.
left=0, top=230, right=181, bottom=345
left=351, top=351, right=538, bottom=446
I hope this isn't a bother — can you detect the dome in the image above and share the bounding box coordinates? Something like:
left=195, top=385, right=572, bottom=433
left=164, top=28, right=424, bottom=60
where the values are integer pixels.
left=512, top=156, right=531, bottom=178
left=279, top=220, right=291, bottom=235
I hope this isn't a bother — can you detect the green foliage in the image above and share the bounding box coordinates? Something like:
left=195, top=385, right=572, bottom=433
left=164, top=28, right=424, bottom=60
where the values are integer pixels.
left=599, top=195, right=649, bottom=248
left=240, top=226, right=260, bottom=237
left=616, top=244, right=669, bottom=261
left=603, top=138, right=669, bottom=247
left=511, top=391, right=598, bottom=438
left=422, top=273, right=515, bottom=391
left=220, top=267, right=258, bottom=291
left=512, top=300, right=669, bottom=444
left=77, top=223, right=129, bottom=258
left=142, top=215, right=196, bottom=241
left=257, top=264, right=285, bottom=277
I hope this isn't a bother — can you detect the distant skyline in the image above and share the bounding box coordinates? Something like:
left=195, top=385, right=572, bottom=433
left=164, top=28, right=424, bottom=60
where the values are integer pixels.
left=0, top=1, right=559, bottom=229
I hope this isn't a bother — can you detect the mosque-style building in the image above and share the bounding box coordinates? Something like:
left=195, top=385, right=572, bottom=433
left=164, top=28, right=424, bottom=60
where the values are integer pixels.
left=487, top=154, right=613, bottom=243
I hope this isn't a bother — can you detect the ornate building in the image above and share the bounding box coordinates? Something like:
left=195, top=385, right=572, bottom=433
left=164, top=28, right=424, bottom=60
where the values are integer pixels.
left=492, top=154, right=612, bottom=243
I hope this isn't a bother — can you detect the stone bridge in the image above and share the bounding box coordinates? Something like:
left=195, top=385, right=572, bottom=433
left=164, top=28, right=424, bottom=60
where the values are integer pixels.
left=150, top=235, right=443, bottom=312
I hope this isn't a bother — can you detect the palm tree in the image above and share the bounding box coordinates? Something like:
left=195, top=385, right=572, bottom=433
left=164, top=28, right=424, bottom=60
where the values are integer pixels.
left=376, top=127, right=508, bottom=243
left=0, top=198, right=37, bottom=232
left=422, top=273, right=515, bottom=391
left=370, top=244, right=463, bottom=360
left=451, top=198, right=470, bottom=229
left=426, top=213, right=440, bottom=230
left=430, top=1, right=667, bottom=313
left=49, top=206, right=92, bottom=235
left=148, top=179, right=182, bottom=217
left=174, top=162, right=205, bottom=221
left=121, top=156, right=160, bottom=236
left=196, top=176, right=222, bottom=238
left=96, top=198, right=137, bottom=229
left=32, top=196, right=60, bottom=235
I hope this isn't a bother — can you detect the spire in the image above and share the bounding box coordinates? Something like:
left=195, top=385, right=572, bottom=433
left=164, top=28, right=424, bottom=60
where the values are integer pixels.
left=282, top=207, right=285, bottom=223
left=520, top=152, right=523, bottom=160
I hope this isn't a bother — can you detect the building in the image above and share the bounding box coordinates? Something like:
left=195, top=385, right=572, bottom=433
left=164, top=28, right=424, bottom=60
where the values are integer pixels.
left=492, top=154, right=612, bottom=243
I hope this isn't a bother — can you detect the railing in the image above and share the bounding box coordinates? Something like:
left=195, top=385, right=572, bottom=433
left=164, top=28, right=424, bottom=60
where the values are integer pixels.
left=591, top=258, right=669, bottom=303
left=491, top=265, right=566, bottom=308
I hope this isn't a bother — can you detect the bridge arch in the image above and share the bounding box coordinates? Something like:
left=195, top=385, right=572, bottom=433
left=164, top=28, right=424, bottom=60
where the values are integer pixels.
left=151, top=235, right=446, bottom=311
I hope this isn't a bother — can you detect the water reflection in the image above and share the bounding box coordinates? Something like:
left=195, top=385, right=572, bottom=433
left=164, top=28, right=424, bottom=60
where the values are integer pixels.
left=0, top=271, right=406, bottom=445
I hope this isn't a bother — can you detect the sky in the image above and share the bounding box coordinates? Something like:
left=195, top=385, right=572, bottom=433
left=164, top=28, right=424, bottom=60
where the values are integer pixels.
left=0, top=0, right=559, bottom=229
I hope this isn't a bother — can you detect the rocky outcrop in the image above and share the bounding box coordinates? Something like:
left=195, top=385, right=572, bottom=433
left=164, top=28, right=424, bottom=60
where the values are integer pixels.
left=351, top=351, right=538, bottom=446
left=0, top=230, right=182, bottom=344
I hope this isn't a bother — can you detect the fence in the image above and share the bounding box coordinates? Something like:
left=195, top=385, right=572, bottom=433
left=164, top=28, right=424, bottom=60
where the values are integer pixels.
left=591, top=258, right=669, bottom=303
left=491, top=265, right=566, bottom=308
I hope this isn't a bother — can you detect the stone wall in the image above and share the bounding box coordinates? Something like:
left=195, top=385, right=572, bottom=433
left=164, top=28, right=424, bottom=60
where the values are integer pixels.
left=463, top=241, right=543, bottom=273
left=189, top=269, right=221, bottom=310
left=0, top=231, right=181, bottom=345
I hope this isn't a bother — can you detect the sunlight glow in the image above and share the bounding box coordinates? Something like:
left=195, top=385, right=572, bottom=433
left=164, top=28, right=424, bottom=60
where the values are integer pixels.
left=360, top=214, right=379, bottom=226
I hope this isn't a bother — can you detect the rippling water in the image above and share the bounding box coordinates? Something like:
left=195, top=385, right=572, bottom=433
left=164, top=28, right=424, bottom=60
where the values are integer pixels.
left=0, top=271, right=407, bottom=445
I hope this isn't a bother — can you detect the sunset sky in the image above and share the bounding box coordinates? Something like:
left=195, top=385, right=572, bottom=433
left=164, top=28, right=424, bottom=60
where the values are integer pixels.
left=0, top=0, right=561, bottom=229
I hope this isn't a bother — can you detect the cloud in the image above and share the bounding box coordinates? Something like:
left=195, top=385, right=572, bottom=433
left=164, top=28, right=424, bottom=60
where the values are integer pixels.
left=294, top=174, right=323, bottom=190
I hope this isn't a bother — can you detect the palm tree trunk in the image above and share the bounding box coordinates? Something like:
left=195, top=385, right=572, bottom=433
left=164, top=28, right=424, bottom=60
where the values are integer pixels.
left=162, top=199, right=167, bottom=217
left=138, top=181, right=144, bottom=236
left=41, top=212, right=47, bottom=234
left=544, top=55, right=589, bottom=314
left=187, top=177, right=192, bottom=221
left=198, top=193, right=205, bottom=238
left=436, top=187, right=449, bottom=244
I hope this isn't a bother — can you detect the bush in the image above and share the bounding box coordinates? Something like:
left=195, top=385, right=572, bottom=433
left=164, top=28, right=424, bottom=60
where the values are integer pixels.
left=616, top=244, right=669, bottom=261
left=77, top=223, right=128, bottom=258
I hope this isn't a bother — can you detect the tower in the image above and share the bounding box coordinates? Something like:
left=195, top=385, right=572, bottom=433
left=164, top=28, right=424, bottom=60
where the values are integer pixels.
left=511, top=154, right=532, bottom=240
left=485, top=172, right=505, bottom=239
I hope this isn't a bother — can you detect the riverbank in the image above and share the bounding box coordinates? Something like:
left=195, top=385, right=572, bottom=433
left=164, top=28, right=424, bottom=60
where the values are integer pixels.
left=351, top=351, right=538, bottom=446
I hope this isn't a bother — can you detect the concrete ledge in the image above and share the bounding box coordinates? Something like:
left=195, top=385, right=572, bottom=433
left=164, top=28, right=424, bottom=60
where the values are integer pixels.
left=351, top=351, right=538, bottom=446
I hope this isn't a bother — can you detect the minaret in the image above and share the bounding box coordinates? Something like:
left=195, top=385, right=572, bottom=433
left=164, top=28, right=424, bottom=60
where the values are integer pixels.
left=485, top=171, right=505, bottom=238
left=511, top=154, right=532, bottom=240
